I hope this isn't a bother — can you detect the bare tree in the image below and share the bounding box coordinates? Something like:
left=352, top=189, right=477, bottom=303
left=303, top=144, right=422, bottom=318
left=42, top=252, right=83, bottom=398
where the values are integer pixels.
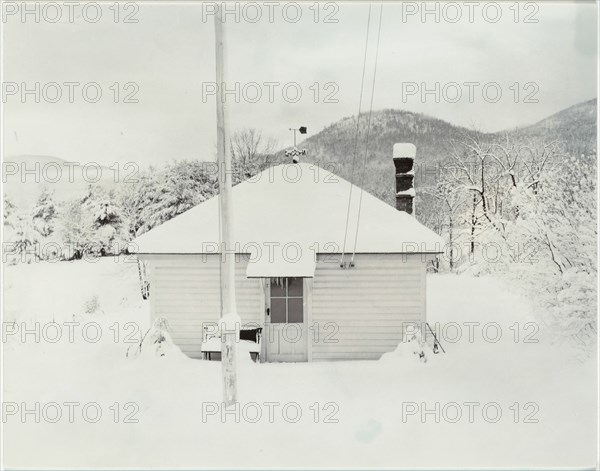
left=230, top=128, right=279, bottom=183
left=445, top=132, right=503, bottom=254
left=424, top=176, right=468, bottom=271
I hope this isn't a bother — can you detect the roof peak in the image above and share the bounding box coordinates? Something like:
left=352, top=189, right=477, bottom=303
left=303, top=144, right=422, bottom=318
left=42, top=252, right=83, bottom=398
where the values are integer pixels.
left=133, top=159, right=444, bottom=255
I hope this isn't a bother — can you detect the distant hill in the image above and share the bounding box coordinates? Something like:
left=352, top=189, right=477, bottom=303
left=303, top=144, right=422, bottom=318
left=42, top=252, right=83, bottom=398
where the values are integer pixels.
left=3, top=155, right=118, bottom=207
left=506, top=98, right=597, bottom=156
left=297, top=98, right=597, bottom=204
left=296, top=110, right=483, bottom=203
left=3, top=99, right=596, bottom=209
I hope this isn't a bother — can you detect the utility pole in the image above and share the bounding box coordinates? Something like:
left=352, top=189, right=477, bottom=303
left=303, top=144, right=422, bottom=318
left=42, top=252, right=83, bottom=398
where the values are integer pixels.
left=214, top=6, right=239, bottom=407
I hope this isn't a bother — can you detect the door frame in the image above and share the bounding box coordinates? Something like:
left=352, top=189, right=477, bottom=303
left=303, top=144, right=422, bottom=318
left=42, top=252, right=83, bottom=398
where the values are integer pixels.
left=260, top=277, right=311, bottom=362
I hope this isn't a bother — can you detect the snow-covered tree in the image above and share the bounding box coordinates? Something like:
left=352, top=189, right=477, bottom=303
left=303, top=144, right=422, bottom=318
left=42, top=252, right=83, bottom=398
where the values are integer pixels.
left=510, top=151, right=597, bottom=349
left=4, top=195, right=16, bottom=227
left=81, top=185, right=127, bottom=256
left=422, top=176, right=468, bottom=271
left=118, top=173, right=152, bottom=240
left=9, top=208, right=39, bottom=263
left=31, top=187, right=57, bottom=237
left=426, top=132, right=596, bottom=350
left=56, top=198, right=94, bottom=260
left=443, top=133, right=508, bottom=258
left=132, top=160, right=218, bottom=235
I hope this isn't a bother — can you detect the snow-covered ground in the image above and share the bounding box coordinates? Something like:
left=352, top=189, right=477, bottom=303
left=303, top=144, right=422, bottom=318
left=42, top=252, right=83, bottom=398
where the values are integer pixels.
left=2, top=258, right=597, bottom=468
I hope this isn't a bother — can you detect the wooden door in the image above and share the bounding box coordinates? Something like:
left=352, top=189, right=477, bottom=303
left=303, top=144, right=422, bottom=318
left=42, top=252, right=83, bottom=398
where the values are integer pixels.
left=264, top=277, right=307, bottom=362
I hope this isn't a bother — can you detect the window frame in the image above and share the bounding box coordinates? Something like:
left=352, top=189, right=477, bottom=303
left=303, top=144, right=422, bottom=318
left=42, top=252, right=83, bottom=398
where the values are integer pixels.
left=269, top=277, right=304, bottom=324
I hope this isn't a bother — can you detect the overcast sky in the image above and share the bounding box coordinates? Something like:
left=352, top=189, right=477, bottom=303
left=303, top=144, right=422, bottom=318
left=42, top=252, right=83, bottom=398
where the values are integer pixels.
left=2, top=1, right=597, bottom=167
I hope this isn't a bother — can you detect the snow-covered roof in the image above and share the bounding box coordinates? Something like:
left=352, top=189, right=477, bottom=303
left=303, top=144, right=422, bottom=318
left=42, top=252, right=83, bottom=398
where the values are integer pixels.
left=132, top=163, right=444, bottom=255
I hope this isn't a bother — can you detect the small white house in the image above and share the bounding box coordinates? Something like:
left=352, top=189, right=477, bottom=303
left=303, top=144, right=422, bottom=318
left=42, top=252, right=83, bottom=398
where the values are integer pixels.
left=133, top=144, right=443, bottom=362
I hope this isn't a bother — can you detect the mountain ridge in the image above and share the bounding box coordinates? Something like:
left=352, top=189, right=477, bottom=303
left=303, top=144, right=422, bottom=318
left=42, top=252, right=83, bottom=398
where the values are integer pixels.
left=4, top=99, right=596, bottom=208
left=296, top=98, right=596, bottom=202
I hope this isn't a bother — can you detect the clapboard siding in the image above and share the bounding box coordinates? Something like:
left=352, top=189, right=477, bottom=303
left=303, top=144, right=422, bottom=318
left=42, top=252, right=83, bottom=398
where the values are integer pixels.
left=141, top=252, right=427, bottom=361
left=141, top=254, right=262, bottom=359
left=311, top=253, right=426, bottom=361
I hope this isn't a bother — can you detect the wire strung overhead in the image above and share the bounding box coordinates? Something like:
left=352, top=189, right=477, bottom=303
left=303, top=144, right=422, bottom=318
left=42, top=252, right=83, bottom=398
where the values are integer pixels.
left=340, top=4, right=372, bottom=268
left=340, top=4, right=384, bottom=268
left=351, top=4, right=384, bottom=265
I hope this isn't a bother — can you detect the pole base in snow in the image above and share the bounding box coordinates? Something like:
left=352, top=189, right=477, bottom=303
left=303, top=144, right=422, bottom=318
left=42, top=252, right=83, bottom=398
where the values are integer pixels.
left=221, top=330, right=238, bottom=406
left=220, top=312, right=241, bottom=406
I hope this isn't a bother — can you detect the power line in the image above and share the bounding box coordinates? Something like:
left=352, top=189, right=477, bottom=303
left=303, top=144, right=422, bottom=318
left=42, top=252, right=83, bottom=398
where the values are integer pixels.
left=340, top=4, right=372, bottom=268
left=351, top=4, right=384, bottom=264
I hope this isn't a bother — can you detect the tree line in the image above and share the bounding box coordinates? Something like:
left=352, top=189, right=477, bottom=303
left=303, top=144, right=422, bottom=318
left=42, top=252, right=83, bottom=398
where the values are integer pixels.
left=417, top=133, right=597, bottom=350
left=3, top=128, right=596, bottom=349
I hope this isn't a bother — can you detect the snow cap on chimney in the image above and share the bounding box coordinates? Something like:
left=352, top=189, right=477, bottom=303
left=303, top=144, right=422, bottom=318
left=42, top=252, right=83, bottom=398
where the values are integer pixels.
left=393, top=143, right=416, bottom=159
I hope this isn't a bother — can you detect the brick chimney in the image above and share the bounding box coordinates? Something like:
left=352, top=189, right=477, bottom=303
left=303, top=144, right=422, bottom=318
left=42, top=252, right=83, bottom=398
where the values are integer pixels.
left=393, top=143, right=416, bottom=215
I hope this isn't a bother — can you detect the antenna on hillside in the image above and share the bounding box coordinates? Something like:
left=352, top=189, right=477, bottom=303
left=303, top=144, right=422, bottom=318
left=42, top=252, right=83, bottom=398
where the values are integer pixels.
left=285, top=126, right=308, bottom=163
